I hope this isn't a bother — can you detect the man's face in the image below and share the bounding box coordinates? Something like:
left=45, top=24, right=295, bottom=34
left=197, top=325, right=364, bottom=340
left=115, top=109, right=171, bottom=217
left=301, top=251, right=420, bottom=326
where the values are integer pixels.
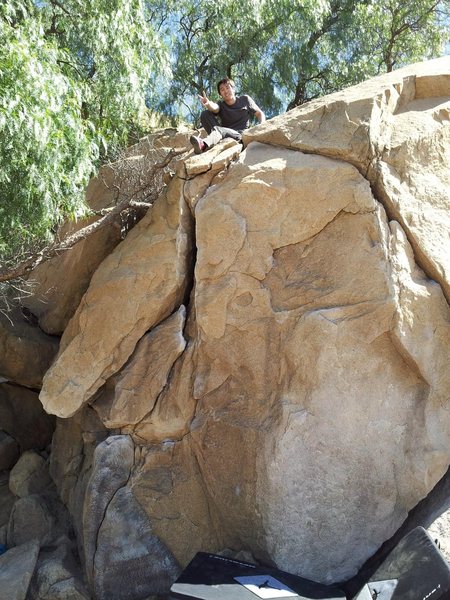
left=219, top=82, right=236, bottom=104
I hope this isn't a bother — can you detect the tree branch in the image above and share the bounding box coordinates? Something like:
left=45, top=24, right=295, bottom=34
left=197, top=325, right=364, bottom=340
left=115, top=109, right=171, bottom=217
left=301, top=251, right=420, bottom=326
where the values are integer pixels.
left=0, top=148, right=186, bottom=284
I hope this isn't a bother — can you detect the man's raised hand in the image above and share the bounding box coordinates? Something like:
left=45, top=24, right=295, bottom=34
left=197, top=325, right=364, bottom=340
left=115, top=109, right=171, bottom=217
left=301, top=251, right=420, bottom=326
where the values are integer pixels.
left=198, top=91, right=209, bottom=106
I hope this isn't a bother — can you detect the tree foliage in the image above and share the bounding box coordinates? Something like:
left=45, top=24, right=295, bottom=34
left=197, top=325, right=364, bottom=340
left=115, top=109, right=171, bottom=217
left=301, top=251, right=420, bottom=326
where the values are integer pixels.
left=0, top=0, right=164, bottom=264
left=156, top=0, right=450, bottom=116
left=0, top=0, right=449, bottom=274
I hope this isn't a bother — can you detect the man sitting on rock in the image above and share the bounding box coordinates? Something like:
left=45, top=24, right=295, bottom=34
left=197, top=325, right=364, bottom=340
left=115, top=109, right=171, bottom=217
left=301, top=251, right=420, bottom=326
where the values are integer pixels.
left=190, top=78, right=266, bottom=154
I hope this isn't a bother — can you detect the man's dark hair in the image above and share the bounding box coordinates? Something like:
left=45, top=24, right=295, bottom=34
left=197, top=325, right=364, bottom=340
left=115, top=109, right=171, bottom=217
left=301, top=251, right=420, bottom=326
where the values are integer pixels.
left=217, top=78, right=235, bottom=94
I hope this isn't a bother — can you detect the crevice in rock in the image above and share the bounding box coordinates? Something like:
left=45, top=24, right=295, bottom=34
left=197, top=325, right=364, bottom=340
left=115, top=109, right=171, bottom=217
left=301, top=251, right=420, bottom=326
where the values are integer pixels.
left=90, top=436, right=134, bottom=594
left=189, top=436, right=224, bottom=548
left=247, top=134, right=449, bottom=306
left=182, top=240, right=197, bottom=315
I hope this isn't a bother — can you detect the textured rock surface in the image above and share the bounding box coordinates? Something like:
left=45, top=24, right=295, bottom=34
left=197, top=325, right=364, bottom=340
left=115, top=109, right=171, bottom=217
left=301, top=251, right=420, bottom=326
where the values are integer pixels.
left=82, top=436, right=179, bottom=599
left=94, top=486, right=179, bottom=599
left=82, top=435, right=135, bottom=589
left=39, top=58, right=450, bottom=588
left=93, top=305, right=187, bottom=428
left=27, top=538, right=90, bottom=600
left=40, top=173, right=193, bottom=418
left=0, top=384, right=54, bottom=451
left=0, top=540, right=40, bottom=600
left=0, top=306, right=58, bottom=388
left=9, top=451, right=52, bottom=498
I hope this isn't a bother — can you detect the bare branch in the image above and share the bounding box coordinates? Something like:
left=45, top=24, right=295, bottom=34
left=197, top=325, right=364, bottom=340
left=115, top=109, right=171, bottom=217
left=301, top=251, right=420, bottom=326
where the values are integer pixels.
left=48, top=0, right=78, bottom=18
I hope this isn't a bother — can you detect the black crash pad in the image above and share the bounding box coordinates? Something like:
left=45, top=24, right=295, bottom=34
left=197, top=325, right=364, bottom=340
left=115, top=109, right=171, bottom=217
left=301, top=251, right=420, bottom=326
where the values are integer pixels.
left=169, top=552, right=346, bottom=600
left=352, top=526, right=450, bottom=600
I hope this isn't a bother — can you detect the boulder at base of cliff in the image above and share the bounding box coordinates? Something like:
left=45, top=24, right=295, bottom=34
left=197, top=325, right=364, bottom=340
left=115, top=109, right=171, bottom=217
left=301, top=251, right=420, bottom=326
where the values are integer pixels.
left=38, top=58, right=450, bottom=588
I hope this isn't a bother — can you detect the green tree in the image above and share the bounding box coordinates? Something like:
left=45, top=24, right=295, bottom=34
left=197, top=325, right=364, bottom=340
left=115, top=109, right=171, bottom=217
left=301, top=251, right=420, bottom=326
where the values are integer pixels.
left=1, top=0, right=449, bottom=283
left=351, top=0, right=449, bottom=74
left=153, top=0, right=288, bottom=120
left=154, top=0, right=449, bottom=117
left=0, top=0, right=165, bottom=266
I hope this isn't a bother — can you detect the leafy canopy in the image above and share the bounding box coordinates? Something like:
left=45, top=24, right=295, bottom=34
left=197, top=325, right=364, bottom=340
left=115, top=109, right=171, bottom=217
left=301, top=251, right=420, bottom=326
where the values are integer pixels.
left=0, top=0, right=164, bottom=264
left=155, top=0, right=450, bottom=116
left=0, top=0, right=449, bottom=270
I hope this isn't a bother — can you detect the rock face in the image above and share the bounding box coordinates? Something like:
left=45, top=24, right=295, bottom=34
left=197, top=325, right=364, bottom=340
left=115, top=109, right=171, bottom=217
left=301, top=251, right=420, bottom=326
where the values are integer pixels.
left=0, top=384, right=54, bottom=452
left=40, top=174, right=194, bottom=418
left=39, top=58, right=450, bottom=592
left=82, top=436, right=179, bottom=600
left=0, top=540, right=40, bottom=600
left=0, top=306, right=58, bottom=388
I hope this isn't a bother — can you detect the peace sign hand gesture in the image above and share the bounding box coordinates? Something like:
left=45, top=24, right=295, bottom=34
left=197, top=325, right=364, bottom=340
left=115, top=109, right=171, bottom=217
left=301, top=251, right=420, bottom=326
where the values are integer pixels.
left=198, top=90, right=209, bottom=106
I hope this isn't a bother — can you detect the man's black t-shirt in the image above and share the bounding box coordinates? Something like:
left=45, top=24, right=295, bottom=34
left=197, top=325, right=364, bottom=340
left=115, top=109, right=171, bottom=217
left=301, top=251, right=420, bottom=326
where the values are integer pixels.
left=218, top=95, right=259, bottom=131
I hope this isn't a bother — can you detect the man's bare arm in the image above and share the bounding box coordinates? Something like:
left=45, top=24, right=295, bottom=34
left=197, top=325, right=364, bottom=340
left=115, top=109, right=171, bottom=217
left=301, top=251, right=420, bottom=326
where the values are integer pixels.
left=199, top=90, right=220, bottom=113
left=255, top=108, right=266, bottom=123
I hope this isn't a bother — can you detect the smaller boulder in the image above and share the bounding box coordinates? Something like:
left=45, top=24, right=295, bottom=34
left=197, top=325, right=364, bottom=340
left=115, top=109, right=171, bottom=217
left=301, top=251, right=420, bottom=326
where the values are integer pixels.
left=9, top=451, right=52, bottom=498
left=0, top=539, right=40, bottom=600
left=0, top=384, right=55, bottom=452
left=7, top=495, right=55, bottom=548
left=27, top=537, right=90, bottom=600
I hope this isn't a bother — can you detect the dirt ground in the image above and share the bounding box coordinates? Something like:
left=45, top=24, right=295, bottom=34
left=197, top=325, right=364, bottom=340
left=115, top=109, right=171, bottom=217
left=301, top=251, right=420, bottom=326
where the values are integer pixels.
left=428, top=508, right=450, bottom=562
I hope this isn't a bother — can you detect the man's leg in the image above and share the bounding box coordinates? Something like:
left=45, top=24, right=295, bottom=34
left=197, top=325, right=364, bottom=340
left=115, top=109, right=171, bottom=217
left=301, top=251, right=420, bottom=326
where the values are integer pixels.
left=191, top=124, right=242, bottom=154
left=202, top=126, right=242, bottom=148
left=211, top=127, right=242, bottom=142
left=200, top=110, right=220, bottom=134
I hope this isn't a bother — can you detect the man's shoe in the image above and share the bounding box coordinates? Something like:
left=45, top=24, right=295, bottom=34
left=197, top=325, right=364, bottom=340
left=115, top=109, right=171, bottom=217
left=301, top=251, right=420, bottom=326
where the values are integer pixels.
left=190, top=135, right=206, bottom=154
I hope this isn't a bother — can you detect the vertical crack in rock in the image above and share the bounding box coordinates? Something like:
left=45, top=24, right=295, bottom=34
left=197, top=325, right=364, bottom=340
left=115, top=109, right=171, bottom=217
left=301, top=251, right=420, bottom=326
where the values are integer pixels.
left=33, top=61, right=450, bottom=591
left=92, top=306, right=188, bottom=430
left=40, top=171, right=195, bottom=418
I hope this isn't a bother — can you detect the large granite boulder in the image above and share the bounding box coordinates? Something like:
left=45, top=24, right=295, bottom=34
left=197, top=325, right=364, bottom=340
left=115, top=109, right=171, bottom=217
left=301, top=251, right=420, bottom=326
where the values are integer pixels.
left=40, top=57, right=450, bottom=588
